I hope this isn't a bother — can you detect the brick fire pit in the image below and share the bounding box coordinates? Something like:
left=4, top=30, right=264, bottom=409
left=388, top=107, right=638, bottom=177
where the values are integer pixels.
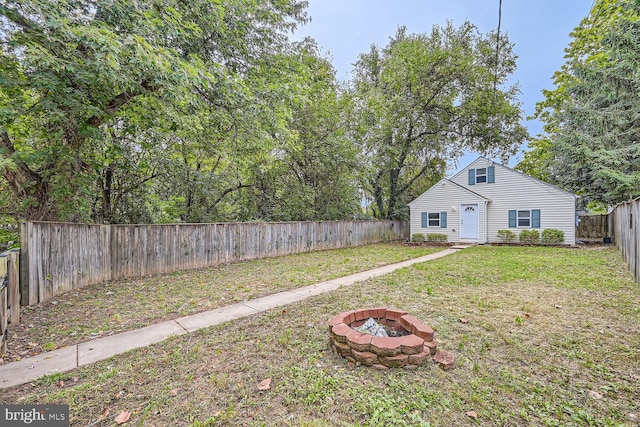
left=328, top=307, right=439, bottom=369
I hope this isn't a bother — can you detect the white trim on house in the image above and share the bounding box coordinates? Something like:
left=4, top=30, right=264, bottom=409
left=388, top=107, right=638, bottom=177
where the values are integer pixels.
left=410, top=157, right=579, bottom=245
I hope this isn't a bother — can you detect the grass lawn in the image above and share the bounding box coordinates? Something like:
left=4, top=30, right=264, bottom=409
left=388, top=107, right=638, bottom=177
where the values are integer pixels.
left=4, top=245, right=640, bottom=426
left=3, top=243, right=443, bottom=363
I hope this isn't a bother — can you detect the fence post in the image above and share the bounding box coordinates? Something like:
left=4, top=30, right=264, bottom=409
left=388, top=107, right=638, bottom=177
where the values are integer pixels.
left=0, top=252, right=7, bottom=355
left=19, top=221, right=31, bottom=306
left=8, top=249, right=20, bottom=325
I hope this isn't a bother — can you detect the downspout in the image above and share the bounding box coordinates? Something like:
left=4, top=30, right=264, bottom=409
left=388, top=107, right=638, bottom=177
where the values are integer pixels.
left=484, top=200, right=489, bottom=244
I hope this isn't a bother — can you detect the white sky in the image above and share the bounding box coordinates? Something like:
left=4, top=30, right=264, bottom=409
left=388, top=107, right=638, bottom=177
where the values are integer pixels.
left=293, top=0, right=593, bottom=174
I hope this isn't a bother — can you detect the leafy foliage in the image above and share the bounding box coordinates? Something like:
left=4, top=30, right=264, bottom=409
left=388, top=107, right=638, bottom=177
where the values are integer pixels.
left=497, top=229, right=516, bottom=243
left=518, top=229, right=540, bottom=244
left=541, top=229, right=565, bottom=245
left=349, top=24, right=527, bottom=219
left=523, top=0, right=640, bottom=205
left=1, top=4, right=527, bottom=226
left=426, top=233, right=447, bottom=242
left=411, top=233, right=426, bottom=243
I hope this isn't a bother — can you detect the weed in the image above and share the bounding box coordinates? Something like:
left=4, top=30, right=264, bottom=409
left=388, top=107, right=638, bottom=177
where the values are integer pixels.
left=35, top=372, right=69, bottom=386
left=42, top=342, right=56, bottom=351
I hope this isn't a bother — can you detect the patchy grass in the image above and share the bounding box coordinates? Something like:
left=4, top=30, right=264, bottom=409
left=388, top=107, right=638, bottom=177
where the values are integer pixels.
left=3, top=243, right=442, bottom=363
left=4, top=245, right=640, bottom=426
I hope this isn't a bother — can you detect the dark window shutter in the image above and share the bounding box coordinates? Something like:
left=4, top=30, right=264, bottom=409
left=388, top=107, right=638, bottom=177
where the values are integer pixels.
left=440, top=212, right=447, bottom=228
left=468, top=169, right=475, bottom=185
left=532, top=209, right=541, bottom=228
left=488, top=166, right=495, bottom=183
left=421, top=212, right=428, bottom=228
left=508, top=210, right=517, bottom=228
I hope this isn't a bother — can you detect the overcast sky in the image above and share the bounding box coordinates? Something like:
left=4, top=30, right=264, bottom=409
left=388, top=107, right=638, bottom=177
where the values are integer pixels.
left=293, top=1, right=593, bottom=173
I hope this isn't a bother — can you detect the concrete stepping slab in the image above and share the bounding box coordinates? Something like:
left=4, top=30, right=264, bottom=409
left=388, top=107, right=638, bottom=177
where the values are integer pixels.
left=241, top=291, right=307, bottom=311
left=289, top=282, right=341, bottom=297
left=0, top=346, right=77, bottom=388
left=78, top=320, right=186, bottom=366
left=176, top=303, right=257, bottom=332
left=326, top=272, right=373, bottom=286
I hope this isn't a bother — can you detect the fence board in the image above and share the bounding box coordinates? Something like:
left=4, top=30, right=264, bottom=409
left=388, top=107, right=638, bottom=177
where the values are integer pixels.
left=0, top=253, right=7, bottom=355
left=577, top=214, right=609, bottom=239
left=8, top=251, right=20, bottom=325
left=612, top=199, right=640, bottom=283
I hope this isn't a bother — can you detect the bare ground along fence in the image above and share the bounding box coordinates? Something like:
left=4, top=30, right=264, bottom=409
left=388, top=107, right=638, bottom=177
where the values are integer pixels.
left=612, top=199, right=640, bottom=283
left=20, top=220, right=409, bottom=305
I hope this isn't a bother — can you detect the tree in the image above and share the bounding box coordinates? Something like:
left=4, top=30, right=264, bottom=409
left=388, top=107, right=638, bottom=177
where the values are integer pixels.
left=0, top=0, right=308, bottom=221
left=240, top=40, right=361, bottom=221
left=348, top=24, right=528, bottom=219
left=523, top=0, right=640, bottom=205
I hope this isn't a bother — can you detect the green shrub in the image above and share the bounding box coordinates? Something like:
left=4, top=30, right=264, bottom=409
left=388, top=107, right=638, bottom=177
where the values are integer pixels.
left=497, top=229, right=516, bottom=243
left=519, top=229, right=539, bottom=244
left=541, top=229, right=564, bottom=244
left=426, top=233, right=447, bottom=242
left=411, top=233, right=425, bottom=242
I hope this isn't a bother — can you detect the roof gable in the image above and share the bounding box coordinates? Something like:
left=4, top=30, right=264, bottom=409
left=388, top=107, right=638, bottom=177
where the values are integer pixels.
left=408, top=178, right=490, bottom=206
left=451, top=156, right=578, bottom=199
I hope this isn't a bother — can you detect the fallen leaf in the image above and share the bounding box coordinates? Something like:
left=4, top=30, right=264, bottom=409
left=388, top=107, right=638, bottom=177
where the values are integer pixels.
left=98, top=409, right=110, bottom=421
left=114, top=410, right=131, bottom=424
left=170, top=388, right=179, bottom=397
left=465, top=410, right=478, bottom=419
left=57, top=380, right=64, bottom=387
left=256, top=378, right=271, bottom=391
left=459, top=318, right=469, bottom=324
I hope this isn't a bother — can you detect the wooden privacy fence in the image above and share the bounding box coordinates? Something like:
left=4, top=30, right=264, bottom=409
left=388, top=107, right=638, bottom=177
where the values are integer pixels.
left=612, top=198, right=640, bottom=283
left=0, top=249, right=21, bottom=355
left=21, top=220, right=409, bottom=305
left=577, top=214, right=609, bottom=239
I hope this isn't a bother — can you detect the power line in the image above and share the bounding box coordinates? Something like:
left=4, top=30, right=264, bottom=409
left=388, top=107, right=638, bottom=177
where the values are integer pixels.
left=493, top=0, right=503, bottom=97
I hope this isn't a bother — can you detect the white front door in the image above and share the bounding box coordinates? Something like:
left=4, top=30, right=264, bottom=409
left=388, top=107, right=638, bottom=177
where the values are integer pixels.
left=460, top=204, right=479, bottom=240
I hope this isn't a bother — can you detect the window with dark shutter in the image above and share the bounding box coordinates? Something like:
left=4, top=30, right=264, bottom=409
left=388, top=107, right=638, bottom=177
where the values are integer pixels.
left=509, top=209, right=541, bottom=228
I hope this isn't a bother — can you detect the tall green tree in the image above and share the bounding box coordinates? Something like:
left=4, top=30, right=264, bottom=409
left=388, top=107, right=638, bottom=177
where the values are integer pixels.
left=522, top=0, right=640, bottom=204
left=0, top=0, right=308, bottom=221
left=349, top=24, right=528, bottom=219
left=241, top=41, right=361, bottom=221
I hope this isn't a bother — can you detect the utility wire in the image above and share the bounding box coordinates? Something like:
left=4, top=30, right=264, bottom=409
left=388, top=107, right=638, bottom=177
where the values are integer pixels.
left=493, top=0, right=503, bottom=95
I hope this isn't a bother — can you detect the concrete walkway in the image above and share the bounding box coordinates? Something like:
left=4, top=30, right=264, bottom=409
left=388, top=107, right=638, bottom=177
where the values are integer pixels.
left=0, top=246, right=470, bottom=389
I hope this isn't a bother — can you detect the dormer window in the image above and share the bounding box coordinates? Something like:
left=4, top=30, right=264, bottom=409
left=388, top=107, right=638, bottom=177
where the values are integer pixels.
left=475, top=168, right=487, bottom=183
left=468, top=166, right=495, bottom=185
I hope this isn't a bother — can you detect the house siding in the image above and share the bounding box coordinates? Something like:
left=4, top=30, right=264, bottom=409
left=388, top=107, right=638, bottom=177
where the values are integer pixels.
left=409, top=180, right=486, bottom=243
left=450, top=158, right=577, bottom=244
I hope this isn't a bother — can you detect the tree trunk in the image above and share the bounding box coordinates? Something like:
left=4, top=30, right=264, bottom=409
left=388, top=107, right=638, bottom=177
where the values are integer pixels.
left=1, top=131, right=57, bottom=220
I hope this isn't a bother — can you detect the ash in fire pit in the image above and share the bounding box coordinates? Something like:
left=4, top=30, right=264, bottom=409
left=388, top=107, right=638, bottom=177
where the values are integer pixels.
left=328, top=307, right=439, bottom=369
left=353, top=317, right=410, bottom=338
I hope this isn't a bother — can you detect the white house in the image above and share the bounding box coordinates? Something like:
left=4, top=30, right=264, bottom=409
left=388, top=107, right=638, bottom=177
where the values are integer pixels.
left=408, top=157, right=579, bottom=244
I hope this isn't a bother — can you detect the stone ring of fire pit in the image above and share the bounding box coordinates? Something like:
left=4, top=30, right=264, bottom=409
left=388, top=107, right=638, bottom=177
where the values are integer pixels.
left=328, top=307, right=438, bottom=369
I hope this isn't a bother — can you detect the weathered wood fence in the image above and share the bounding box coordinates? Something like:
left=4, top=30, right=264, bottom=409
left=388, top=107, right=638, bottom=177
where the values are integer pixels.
left=611, top=199, right=640, bottom=283
left=20, top=220, right=408, bottom=305
left=577, top=214, right=609, bottom=239
left=0, top=249, right=20, bottom=355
